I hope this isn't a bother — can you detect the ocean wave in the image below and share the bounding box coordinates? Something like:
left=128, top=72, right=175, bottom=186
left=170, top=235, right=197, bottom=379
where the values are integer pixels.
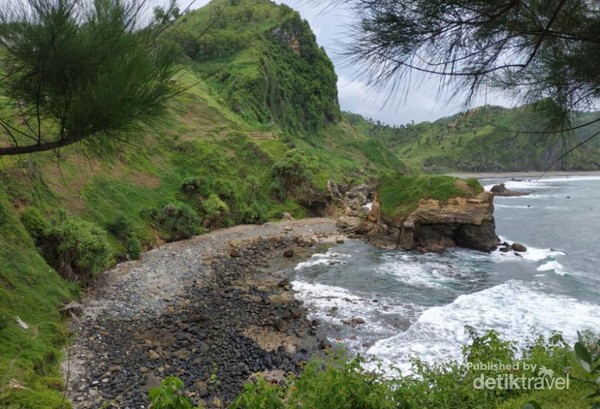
left=493, top=237, right=565, bottom=263
left=495, top=204, right=533, bottom=209
left=294, top=250, right=351, bottom=270
left=367, top=280, right=600, bottom=374
left=537, top=261, right=569, bottom=276
left=291, top=280, right=423, bottom=345
left=376, top=255, right=485, bottom=291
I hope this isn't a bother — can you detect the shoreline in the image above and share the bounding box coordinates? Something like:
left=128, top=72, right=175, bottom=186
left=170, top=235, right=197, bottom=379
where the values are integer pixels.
left=64, top=218, right=344, bottom=408
left=446, top=170, right=600, bottom=179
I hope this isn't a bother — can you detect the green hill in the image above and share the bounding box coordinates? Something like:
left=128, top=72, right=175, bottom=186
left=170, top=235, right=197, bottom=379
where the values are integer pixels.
left=347, top=105, right=600, bottom=172
left=2, top=1, right=597, bottom=406
left=0, top=1, right=408, bottom=405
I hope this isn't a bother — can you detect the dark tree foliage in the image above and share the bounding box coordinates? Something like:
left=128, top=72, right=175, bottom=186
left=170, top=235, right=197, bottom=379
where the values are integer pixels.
left=0, top=0, right=179, bottom=156
left=339, top=0, right=600, bottom=133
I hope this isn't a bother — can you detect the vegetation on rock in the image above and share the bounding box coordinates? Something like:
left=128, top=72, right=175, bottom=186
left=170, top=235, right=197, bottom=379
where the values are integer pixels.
left=378, top=174, right=483, bottom=221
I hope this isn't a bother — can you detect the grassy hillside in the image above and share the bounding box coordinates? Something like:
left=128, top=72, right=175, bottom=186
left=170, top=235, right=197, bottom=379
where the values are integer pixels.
left=172, top=0, right=340, bottom=135
left=346, top=105, right=600, bottom=172
left=0, top=2, right=410, bottom=406
left=0, top=187, right=76, bottom=407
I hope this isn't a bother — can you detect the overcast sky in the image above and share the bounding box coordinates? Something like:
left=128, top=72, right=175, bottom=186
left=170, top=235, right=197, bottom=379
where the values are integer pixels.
left=163, top=0, right=513, bottom=126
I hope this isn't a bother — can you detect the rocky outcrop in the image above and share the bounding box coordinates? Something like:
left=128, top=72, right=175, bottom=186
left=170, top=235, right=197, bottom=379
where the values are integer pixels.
left=396, top=192, right=500, bottom=252
left=337, top=187, right=499, bottom=253
left=490, top=183, right=528, bottom=197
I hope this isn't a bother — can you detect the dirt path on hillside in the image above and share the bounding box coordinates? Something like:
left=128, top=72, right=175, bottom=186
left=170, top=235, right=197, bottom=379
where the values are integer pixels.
left=64, top=218, right=343, bottom=408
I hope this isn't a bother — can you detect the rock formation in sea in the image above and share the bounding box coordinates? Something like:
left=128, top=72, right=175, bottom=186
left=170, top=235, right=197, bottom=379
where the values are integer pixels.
left=490, top=183, right=528, bottom=196
left=334, top=178, right=500, bottom=253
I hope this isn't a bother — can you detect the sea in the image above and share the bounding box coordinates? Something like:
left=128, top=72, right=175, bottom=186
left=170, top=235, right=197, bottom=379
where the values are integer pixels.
left=288, top=175, right=600, bottom=373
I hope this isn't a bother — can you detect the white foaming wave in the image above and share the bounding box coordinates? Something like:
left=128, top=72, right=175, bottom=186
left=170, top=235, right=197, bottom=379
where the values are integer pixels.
left=377, top=262, right=445, bottom=289
left=292, top=280, right=422, bottom=338
left=376, top=257, right=479, bottom=290
left=492, top=237, right=565, bottom=263
left=363, top=202, right=373, bottom=211
left=504, top=176, right=600, bottom=190
left=367, top=280, right=600, bottom=374
left=495, top=204, right=533, bottom=209
left=294, top=250, right=351, bottom=270
left=537, top=261, right=569, bottom=276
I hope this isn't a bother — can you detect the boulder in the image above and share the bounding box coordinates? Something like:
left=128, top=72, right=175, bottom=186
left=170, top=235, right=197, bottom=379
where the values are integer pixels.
left=342, top=317, right=366, bottom=327
left=511, top=242, right=527, bottom=252
left=490, top=183, right=528, bottom=197
left=345, top=184, right=372, bottom=205
left=336, top=216, right=371, bottom=235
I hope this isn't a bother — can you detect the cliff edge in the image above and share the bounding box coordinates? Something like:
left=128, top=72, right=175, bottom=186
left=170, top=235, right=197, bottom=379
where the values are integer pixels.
left=336, top=175, right=499, bottom=253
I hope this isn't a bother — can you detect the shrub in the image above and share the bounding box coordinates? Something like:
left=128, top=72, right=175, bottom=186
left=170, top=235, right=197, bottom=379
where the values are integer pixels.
left=202, top=194, right=229, bottom=225
left=180, top=177, right=208, bottom=196
left=105, top=215, right=134, bottom=240
left=232, top=329, right=590, bottom=409
left=148, top=376, right=204, bottom=409
left=20, top=206, right=50, bottom=243
left=124, top=235, right=143, bottom=260
left=106, top=215, right=143, bottom=260
left=152, top=202, right=202, bottom=241
left=43, top=214, right=112, bottom=285
left=271, top=150, right=317, bottom=200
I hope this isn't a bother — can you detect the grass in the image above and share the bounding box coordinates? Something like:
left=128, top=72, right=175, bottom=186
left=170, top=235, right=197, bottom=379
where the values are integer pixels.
left=379, top=174, right=484, bottom=221
left=0, top=187, right=76, bottom=408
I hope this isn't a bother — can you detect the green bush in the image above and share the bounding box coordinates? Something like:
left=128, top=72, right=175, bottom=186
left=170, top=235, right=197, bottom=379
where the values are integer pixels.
left=180, top=177, right=209, bottom=196
left=152, top=202, right=202, bottom=241
left=43, top=214, right=112, bottom=285
left=148, top=376, right=204, bottom=409
left=124, top=235, right=143, bottom=260
left=202, top=193, right=230, bottom=226
left=105, top=215, right=134, bottom=240
left=20, top=206, right=50, bottom=243
left=271, top=150, right=318, bottom=200
left=231, top=329, right=591, bottom=409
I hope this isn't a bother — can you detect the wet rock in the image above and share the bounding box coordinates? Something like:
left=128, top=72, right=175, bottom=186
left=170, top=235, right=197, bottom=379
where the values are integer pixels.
left=282, top=249, right=294, bottom=258
left=343, top=317, right=366, bottom=328
left=511, top=242, right=527, bottom=252
left=491, top=183, right=528, bottom=197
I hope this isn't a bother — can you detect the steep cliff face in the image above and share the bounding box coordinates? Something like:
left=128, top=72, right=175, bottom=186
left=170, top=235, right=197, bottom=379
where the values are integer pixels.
left=397, top=192, right=499, bottom=252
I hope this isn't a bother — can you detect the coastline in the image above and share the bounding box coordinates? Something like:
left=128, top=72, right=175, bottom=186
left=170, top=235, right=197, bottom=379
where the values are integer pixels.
left=64, top=218, right=345, bottom=408
left=447, top=170, right=600, bottom=179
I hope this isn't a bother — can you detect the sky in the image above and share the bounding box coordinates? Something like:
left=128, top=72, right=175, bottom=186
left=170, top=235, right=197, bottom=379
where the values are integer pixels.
left=157, top=0, right=513, bottom=126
